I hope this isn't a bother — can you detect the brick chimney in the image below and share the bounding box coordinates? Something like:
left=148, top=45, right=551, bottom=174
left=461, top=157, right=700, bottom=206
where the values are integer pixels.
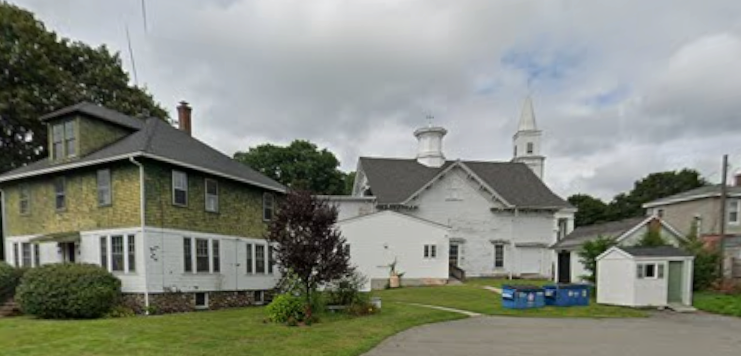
left=648, top=217, right=662, bottom=233
left=177, top=101, right=192, bottom=136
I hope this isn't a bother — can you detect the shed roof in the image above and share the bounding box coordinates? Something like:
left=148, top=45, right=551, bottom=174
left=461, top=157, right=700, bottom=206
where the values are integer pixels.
left=619, top=246, right=693, bottom=257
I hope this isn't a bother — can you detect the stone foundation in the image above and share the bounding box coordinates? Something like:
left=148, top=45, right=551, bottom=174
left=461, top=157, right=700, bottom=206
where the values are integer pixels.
left=121, top=290, right=275, bottom=315
left=370, top=278, right=448, bottom=290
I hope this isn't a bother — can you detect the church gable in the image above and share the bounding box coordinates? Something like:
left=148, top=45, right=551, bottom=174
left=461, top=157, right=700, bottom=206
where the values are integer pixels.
left=407, top=165, right=508, bottom=209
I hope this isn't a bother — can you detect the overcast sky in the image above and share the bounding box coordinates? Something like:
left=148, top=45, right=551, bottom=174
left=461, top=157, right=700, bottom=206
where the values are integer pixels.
left=14, top=0, right=741, bottom=200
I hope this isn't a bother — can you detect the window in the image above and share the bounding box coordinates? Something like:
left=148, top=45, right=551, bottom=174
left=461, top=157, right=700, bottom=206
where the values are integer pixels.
left=254, top=291, right=265, bottom=305
left=19, top=185, right=30, bottom=215
left=424, top=244, right=437, bottom=259
left=494, top=244, right=505, bottom=268
left=64, top=121, right=76, bottom=157
left=100, top=237, right=108, bottom=269
left=656, top=209, right=664, bottom=218
left=97, top=169, right=112, bottom=206
left=196, top=239, right=209, bottom=272
left=246, top=243, right=254, bottom=273
left=13, top=243, right=19, bottom=267
left=263, top=193, right=274, bottom=221
left=557, top=218, right=569, bottom=240
left=526, top=142, right=534, bottom=154
left=111, top=235, right=124, bottom=272
left=268, top=246, right=274, bottom=274
left=172, top=170, right=188, bottom=206
left=205, top=179, right=219, bottom=212
left=212, top=240, right=220, bottom=273
left=33, top=244, right=40, bottom=267
left=728, top=200, right=740, bottom=225
left=184, top=238, right=193, bottom=272
left=51, top=120, right=76, bottom=159
left=514, top=145, right=517, bottom=157
left=128, top=235, right=136, bottom=272
left=52, top=123, right=63, bottom=160
left=21, top=243, right=32, bottom=267
left=255, top=244, right=266, bottom=273
left=195, top=292, right=208, bottom=309
left=637, top=263, right=664, bottom=279
left=54, top=177, right=66, bottom=211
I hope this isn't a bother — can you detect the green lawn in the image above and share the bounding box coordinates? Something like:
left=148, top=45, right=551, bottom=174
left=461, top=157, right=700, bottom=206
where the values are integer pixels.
left=374, top=278, right=646, bottom=318
left=0, top=303, right=464, bottom=356
left=694, top=291, right=741, bottom=317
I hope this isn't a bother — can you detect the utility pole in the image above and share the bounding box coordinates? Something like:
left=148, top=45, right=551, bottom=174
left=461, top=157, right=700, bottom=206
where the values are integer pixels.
left=719, top=154, right=729, bottom=278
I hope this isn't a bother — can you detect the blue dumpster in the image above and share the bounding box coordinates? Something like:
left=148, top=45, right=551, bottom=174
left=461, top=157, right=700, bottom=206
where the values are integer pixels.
left=502, top=285, right=545, bottom=309
left=543, top=284, right=590, bottom=307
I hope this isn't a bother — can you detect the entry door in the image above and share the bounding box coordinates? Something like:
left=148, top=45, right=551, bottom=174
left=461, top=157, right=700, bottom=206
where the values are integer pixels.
left=667, top=261, right=683, bottom=303
left=557, top=251, right=571, bottom=283
left=449, top=244, right=460, bottom=267
left=61, top=242, right=77, bottom=263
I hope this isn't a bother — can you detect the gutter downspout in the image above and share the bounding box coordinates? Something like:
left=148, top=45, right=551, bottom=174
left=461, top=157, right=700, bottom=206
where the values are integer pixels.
left=0, top=188, right=7, bottom=262
left=130, top=157, right=150, bottom=314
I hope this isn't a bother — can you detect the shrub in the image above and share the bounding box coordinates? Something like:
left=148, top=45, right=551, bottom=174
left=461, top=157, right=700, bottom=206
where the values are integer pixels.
left=17, top=263, right=121, bottom=319
left=326, top=271, right=368, bottom=306
left=0, top=262, right=26, bottom=303
left=345, top=302, right=379, bottom=317
left=266, top=294, right=305, bottom=324
left=578, top=236, right=616, bottom=284
left=106, top=305, right=136, bottom=318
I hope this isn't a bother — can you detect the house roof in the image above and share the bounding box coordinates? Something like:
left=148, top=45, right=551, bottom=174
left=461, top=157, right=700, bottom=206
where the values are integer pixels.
left=337, top=209, right=450, bottom=229
left=551, top=216, right=646, bottom=250
left=39, top=101, right=145, bottom=130
left=0, top=104, right=285, bottom=192
left=358, top=157, right=570, bottom=208
left=618, top=246, right=693, bottom=257
left=643, top=185, right=741, bottom=208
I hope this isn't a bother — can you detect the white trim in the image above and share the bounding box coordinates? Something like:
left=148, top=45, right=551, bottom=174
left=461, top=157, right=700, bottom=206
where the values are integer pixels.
left=0, top=188, right=7, bottom=262
left=315, top=195, right=377, bottom=202
left=613, top=217, right=685, bottom=245
left=0, top=152, right=286, bottom=194
left=0, top=153, right=137, bottom=183
left=728, top=199, right=740, bottom=226
left=400, top=161, right=513, bottom=207
left=336, top=209, right=450, bottom=230
left=141, top=153, right=286, bottom=193
left=643, top=192, right=741, bottom=208
left=172, top=170, right=188, bottom=207
left=262, top=193, right=274, bottom=221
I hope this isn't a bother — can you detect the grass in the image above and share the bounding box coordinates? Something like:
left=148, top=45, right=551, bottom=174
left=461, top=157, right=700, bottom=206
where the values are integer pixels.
left=694, top=291, right=741, bottom=317
left=0, top=303, right=464, bottom=356
left=374, top=278, right=646, bottom=318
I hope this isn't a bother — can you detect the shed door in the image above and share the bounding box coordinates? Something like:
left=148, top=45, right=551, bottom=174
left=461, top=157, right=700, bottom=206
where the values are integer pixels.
left=667, top=261, right=683, bottom=303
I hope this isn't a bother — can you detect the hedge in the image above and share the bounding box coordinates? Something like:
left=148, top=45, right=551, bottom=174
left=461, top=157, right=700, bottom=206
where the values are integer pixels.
left=17, top=263, right=121, bottom=319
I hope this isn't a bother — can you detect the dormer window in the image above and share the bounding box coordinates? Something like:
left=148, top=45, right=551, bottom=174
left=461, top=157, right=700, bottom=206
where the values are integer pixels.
left=51, top=120, right=77, bottom=159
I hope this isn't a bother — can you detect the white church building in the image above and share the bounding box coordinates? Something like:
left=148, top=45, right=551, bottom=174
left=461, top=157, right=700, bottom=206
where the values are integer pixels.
left=328, top=98, right=575, bottom=288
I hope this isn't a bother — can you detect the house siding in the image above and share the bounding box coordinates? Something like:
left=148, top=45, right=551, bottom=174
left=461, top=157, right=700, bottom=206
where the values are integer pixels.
left=143, top=160, right=269, bottom=238
left=650, top=197, right=741, bottom=236
left=77, top=115, right=133, bottom=157
left=3, top=162, right=141, bottom=237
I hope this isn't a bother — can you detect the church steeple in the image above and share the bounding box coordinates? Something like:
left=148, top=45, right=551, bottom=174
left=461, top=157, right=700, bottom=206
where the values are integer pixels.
left=512, top=96, right=545, bottom=179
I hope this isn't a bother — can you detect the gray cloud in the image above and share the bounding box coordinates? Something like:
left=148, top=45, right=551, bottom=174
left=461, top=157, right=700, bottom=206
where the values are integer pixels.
left=13, top=0, right=741, bottom=200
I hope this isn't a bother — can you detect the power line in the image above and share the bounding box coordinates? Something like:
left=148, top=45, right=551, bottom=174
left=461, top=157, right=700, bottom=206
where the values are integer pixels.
left=125, top=23, right=139, bottom=86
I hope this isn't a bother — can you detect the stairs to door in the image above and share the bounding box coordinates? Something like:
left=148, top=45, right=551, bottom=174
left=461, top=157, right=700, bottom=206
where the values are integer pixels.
left=0, top=300, right=21, bottom=318
left=449, top=263, right=466, bottom=284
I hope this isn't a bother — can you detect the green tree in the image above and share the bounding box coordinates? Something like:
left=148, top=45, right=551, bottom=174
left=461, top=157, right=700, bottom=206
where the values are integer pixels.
left=578, top=236, right=616, bottom=283
left=0, top=2, right=167, bottom=173
left=568, top=194, right=608, bottom=227
left=605, top=170, right=707, bottom=221
left=679, top=221, right=720, bottom=290
left=343, top=171, right=356, bottom=195
left=234, top=140, right=348, bottom=195
left=634, top=229, right=669, bottom=247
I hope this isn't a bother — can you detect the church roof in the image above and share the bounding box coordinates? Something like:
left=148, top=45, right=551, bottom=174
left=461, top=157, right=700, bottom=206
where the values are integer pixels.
left=358, top=157, right=570, bottom=208
left=517, top=96, right=538, bottom=131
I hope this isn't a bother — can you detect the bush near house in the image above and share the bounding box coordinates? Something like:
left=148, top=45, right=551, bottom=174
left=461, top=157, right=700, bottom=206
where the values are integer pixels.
left=17, top=263, right=121, bottom=319
left=578, top=236, right=616, bottom=284
left=0, top=262, right=26, bottom=303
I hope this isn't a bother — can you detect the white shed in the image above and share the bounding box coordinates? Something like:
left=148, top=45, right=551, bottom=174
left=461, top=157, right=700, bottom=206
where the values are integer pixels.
left=337, top=210, right=450, bottom=290
left=597, top=246, right=694, bottom=308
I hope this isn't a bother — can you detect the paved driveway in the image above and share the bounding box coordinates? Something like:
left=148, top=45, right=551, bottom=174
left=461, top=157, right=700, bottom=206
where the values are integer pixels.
left=364, top=312, right=741, bottom=356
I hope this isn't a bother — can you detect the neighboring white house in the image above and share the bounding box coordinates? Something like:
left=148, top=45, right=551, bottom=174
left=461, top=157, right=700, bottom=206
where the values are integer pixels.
left=328, top=97, right=575, bottom=280
left=337, top=210, right=450, bottom=290
left=597, top=246, right=694, bottom=308
left=551, top=216, right=686, bottom=283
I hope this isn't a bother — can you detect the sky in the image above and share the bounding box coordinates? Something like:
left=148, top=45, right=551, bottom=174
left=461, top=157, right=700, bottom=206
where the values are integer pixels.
left=12, top=0, right=741, bottom=200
